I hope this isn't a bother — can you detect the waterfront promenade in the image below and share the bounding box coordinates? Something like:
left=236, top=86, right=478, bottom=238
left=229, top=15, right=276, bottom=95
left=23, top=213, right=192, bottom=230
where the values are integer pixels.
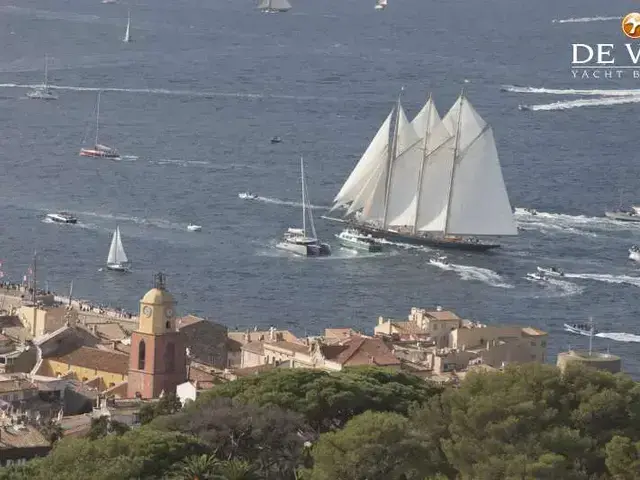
left=0, top=283, right=137, bottom=328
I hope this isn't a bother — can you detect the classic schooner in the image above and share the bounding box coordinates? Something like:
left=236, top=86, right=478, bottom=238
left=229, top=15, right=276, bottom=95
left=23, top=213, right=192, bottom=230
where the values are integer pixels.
left=325, top=90, right=518, bottom=251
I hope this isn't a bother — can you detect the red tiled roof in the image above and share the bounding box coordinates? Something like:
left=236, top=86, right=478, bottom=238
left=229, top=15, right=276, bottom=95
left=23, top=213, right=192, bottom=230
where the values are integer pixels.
left=324, top=336, right=400, bottom=367
left=52, top=346, right=129, bottom=375
left=177, top=315, right=203, bottom=328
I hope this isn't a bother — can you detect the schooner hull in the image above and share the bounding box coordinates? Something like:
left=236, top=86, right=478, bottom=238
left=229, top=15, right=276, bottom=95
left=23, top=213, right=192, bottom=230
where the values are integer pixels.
left=321, top=217, right=500, bottom=252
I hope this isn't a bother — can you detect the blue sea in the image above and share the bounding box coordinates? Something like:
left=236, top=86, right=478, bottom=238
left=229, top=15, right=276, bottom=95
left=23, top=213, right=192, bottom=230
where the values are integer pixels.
left=1, top=0, right=640, bottom=374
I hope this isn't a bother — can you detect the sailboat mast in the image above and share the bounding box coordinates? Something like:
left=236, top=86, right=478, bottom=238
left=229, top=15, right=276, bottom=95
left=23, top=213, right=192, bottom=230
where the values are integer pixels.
left=443, top=89, right=465, bottom=237
left=301, top=157, right=307, bottom=236
left=95, top=92, right=101, bottom=146
left=43, top=55, right=48, bottom=89
left=382, top=89, right=403, bottom=228
left=412, top=93, right=433, bottom=234
left=115, top=227, right=120, bottom=263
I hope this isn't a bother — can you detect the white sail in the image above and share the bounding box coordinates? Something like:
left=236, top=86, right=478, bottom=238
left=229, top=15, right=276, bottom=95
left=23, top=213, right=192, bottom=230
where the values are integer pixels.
left=123, top=9, right=131, bottom=42
left=107, top=226, right=128, bottom=264
left=258, top=0, right=291, bottom=10
left=442, top=95, right=517, bottom=236
left=333, top=111, right=392, bottom=209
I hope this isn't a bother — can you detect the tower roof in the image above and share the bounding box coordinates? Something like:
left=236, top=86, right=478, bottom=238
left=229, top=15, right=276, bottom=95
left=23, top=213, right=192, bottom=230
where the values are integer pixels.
left=142, top=288, right=174, bottom=305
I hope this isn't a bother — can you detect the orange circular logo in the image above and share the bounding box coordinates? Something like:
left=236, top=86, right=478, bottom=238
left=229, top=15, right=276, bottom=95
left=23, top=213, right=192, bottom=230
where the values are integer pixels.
left=623, top=12, right=640, bottom=39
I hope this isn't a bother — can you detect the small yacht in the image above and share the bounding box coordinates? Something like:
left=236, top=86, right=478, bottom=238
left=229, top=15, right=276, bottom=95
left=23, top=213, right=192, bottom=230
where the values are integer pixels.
left=336, top=229, right=382, bottom=252
left=257, top=0, right=291, bottom=13
left=238, top=192, right=258, bottom=200
left=79, top=92, right=120, bottom=159
left=27, top=55, right=58, bottom=100
left=526, top=271, right=547, bottom=281
left=276, top=157, right=331, bottom=257
left=187, top=224, right=202, bottom=232
left=429, top=255, right=449, bottom=267
left=604, top=208, right=640, bottom=222
left=106, top=226, right=130, bottom=272
left=270, top=136, right=282, bottom=144
left=46, top=212, right=78, bottom=224
left=564, top=322, right=598, bottom=336
left=374, top=0, right=387, bottom=9
left=630, top=245, right=640, bottom=262
left=536, top=266, right=564, bottom=277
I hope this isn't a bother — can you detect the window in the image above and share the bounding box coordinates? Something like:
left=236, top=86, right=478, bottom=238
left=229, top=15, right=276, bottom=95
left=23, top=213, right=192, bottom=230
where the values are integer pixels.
left=138, top=340, right=146, bottom=370
left=165, top=321, right=170, bottom=329
left=164, top=342, right=175, bottom=373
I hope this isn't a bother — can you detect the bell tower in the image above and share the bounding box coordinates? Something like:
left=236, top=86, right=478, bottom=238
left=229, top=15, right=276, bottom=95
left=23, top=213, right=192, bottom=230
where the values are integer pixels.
left=127, top=273, right=187, bottom=399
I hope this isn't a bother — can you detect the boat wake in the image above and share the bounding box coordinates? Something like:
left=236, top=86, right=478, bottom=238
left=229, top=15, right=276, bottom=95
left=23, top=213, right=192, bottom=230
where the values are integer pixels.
left=596, top=332, right=640, bottom=343
left=524, top=276, right=585, bottom=297
left=501, top=85, right=640, bottom=111
left=519, top=96, right=640, bottom=112
left=68, top=210, right=188, bottom=232
left=552, top=16, right=621, bottom=24
left=564, top=272, right=640, bottom=289
left=0, top=83, right=340, bottom=103
left=429, top=261, right=513, bottom=289
left=237, top=193, right=328, bottom=210
left=514, top=207, right=635, bottom=236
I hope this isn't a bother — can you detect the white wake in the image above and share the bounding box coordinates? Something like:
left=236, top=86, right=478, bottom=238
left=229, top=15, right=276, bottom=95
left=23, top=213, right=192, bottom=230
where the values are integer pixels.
left=521, top=96, right=640, bottom=112
left=430, top=262, right=513, bottom=289
left=238, top=193, right=328, bottom=210
left=565, top=272, right=640, bottom=288
left=596, top=332, right=640, bottom=342
left=552, top=16, right=621, bottom=24
left=514, top=207, right=637, bottom=236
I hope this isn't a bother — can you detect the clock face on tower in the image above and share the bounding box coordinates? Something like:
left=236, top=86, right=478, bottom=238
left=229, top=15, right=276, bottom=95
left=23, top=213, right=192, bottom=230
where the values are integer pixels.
left=143, top=306, right=152, bottom=317
left=165, top=307, right=174, bottom=319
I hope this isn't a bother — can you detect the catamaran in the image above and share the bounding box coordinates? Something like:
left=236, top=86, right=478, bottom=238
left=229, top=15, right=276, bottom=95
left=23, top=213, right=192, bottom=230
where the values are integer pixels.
left=258, top=0, right=291, bottom=13
left=79, top=92, right=120, bottom=159
left=123, top=8, right=131, bottom=42
left=375, top=0, right=387, bottom=10
left=277, top=157, right=331, bottom=257
left=324, top=90, right=518, bottom=252
left=106, top=226, right=130, bottom=272
left=27, top=55, right=58, bottom=100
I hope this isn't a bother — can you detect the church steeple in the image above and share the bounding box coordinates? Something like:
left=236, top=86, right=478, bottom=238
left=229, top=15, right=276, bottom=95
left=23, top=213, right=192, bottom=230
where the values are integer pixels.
left=128, top=273, right=187, bottom=399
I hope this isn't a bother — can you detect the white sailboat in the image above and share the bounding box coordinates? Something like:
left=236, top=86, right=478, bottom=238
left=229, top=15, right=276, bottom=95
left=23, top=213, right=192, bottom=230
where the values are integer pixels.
left=79, top=92, right=120, bottom=159
left=375, top=0, right=387, bottom=10
left=27, top=55, right=58, bottom=100
left=258, top=0, right=291, bottom=13
left=106, top=226, right=130, bottom=271
left=123, top=8, right=131, bottom=42
left=326, top=90, right=517, bottom=252
left=276, top=157, right=331, bottom=257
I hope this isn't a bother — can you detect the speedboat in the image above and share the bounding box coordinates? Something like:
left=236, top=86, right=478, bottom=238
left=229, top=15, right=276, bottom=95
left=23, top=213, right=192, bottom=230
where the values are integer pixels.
left=526, top=272, right=547, bottom=281
left=80, top=144, right=120, bottom=159
left=630, top=245, right=640, bottom=262
left=238, top=192, right=258, bottom=200
left=187, top=224, right=202, bottom=232
left=524, top=208, right=538, bottom=216
left=604, top=209, right=640, bottom=222
left=46, top=212, right=78, bottom=224
left=518, top=105, right=530, bottom=111
left=27, top=88, right=57, bottom=100
left=537, top=266, right=564, bottom=277
left=564, top=322, right=598, bottom=336
left=277, top=228, right=331, bottom=257
left=336, top=229, right=382, bottom=252
left=429, top=255, right=449, bottom=267
left=270, top=136, right=282, bottom=144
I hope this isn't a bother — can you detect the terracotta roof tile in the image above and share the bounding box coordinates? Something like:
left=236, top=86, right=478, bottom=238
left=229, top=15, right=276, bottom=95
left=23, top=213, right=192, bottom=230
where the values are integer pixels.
left=241, top=342, right=265, bottom=355
left=177, top=315, right=204, bottom=328
left=265, top=341, right=309, bottom=355
left=0, top=425, right=50, bottom=449
left=324, top=336, right=400, bottom=367
left=189, top=366, right=216, bottom=382
left=53, top=346, right=129, bottom=375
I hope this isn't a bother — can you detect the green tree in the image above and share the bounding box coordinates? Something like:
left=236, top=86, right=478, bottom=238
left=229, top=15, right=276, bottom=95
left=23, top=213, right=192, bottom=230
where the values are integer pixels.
left=39, top=420, right=63, bottom=445
left=171, top=454, right=221, bottom=480
left=217, top=459, right=261, bottom=480
left=605, top=436, right=640, bottom=479
left=306, top=411, right=431, bottom=480
left=87, top=416, right=130, bottom=440
left=140, top=392, right=183, bottom=425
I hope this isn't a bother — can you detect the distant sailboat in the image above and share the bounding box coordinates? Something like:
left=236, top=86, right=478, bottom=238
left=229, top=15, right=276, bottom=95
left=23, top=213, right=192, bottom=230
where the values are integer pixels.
left=27, top=55, right=58, bottom=100
left=375, top=0, right=387, bottom=10
left=258, top=0, right=291, bottom=13
left=79, top=92, right=120, bottom=159
left=106, top=226, right=130, bottom=272
left=123, top=8, right=131, bottom=42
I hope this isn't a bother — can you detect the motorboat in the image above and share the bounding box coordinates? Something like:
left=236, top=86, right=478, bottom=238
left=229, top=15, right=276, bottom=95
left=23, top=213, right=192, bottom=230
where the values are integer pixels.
left=536, top=266, right=564, bottom=277
left=374, top=0, right=387, bottom=9
left=518, top=105, right=530, bottom=111
left=564, top=322, right=598, bottom=336
left=526, top=272, right=547, bottom=281
left=276, top=157, right=331, bottom=257
left=630, top=245, right=640, bottom=262
left=524, top=208, right=537, bottom=216
left=46, top=212, right=78, bottom=224
left=429, top=255, right=449, bottom=267
left=80, top=144, right=120, bottom=159
left=336, top=229, right=382, bottom=252
left=187, top=224, right=202, bottom=232
left=604, top=209, right=640, bottom=222
left=270, top=136, right=282, bottom=144
left=238, top=192, right=258, bottom=200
